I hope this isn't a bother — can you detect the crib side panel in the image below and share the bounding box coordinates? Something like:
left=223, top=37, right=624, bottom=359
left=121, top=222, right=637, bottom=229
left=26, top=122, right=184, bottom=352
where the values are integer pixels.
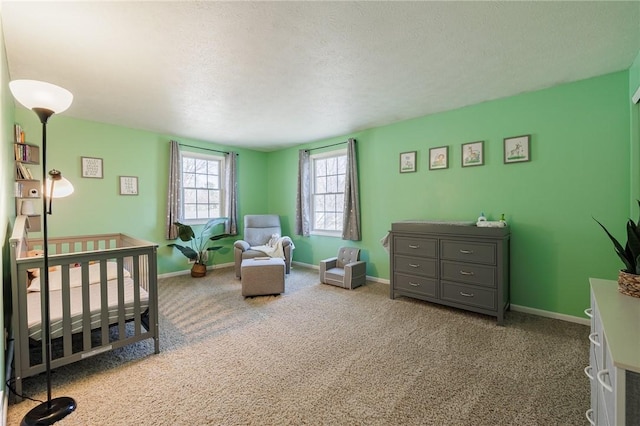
left=9, top=221, right=159, bottom=395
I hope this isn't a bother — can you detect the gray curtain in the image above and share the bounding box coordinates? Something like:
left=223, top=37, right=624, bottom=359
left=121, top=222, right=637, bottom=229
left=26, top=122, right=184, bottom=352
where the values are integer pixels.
left=342, top=138, right=361, bottom=240
left=224, top=151, right=239, bottom=235
left=165, top=140, right=181, bottom=239
left=295, top=149, right=310, bottom=236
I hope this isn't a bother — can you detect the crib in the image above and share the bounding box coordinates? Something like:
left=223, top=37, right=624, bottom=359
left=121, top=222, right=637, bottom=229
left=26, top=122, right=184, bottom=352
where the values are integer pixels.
left=8, top=216, right=160, bottom=399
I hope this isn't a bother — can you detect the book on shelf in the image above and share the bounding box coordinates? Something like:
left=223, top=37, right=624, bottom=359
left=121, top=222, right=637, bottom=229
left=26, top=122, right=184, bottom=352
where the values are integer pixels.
left=15, top=163, right=26, bottom=179
left=14, top=143, right=37, bottom=163
left=13, top=123, right=24, bottom=143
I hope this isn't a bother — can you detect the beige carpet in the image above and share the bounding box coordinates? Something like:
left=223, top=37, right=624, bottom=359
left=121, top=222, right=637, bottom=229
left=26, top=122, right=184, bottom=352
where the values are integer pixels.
left=7, top=265, right=589, bottom=425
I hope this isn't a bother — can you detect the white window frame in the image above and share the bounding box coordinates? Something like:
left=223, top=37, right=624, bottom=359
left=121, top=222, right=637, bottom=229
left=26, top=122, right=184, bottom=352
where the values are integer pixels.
left=180, top=151, right=226, bottom=225
left=310, top=149, right=347, bottom=237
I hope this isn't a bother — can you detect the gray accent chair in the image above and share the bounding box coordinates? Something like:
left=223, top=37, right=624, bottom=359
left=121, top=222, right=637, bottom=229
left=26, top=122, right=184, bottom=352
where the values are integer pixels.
left=234, top=215, right=293, bottom=278
left=319, top=247, right=366, bottom=289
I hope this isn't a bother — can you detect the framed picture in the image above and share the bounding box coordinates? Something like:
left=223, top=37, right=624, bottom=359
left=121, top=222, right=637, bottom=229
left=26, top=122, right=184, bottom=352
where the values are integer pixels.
left=81, top=156, right=103, bottom=178
left=504, top=135, right=531, bottom=164
left=461, top=141, right=484, bottom=167
left=399, top=151, right=417, bottom=173
left=429, top=146, right=448, bottom=170
left=119, top=176, right=138, bottom=195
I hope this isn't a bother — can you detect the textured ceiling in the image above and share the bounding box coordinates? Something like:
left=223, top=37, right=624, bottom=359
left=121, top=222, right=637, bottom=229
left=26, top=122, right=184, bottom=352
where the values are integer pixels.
left=2, top=1, right=639, bottom=151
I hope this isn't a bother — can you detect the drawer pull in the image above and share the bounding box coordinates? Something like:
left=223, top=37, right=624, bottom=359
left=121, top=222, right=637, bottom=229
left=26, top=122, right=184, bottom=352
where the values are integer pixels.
left=584, top=365, right=594, bottom=380
left=408, top=263, right=420, bottom=268
left=408, top=244, right=420, bottom=249
left=459, top=249, right=474, bottom=254
left=588, top=332, right=600, bottom=347
left=596, top=369, right=613, bottom=393
left=584, top=308, right=593, bottom=318
left=459, top=270, right=475, bottom=276
left=409, top=282, right=420, bottom=287
left=459, top=291, right=474, bottom=297
left=585, top=409, right=595, bottom=426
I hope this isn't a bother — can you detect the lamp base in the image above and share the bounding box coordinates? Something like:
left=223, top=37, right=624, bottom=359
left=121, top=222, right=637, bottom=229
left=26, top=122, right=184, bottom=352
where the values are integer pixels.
left=21, top=397, right=76, bottom=426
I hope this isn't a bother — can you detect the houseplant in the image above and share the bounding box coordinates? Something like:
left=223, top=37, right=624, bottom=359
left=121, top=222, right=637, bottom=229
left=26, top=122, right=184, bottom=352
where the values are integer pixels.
left=168, top=217, right=230, bottom=277
left=594, top=201, right=640, bottom=297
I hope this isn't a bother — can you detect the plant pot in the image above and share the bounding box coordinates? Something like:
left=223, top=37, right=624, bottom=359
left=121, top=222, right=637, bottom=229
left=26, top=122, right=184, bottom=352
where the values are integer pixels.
left=618, top=270, right=640, bottom=298
left=191, top=263, right=207, bottom=278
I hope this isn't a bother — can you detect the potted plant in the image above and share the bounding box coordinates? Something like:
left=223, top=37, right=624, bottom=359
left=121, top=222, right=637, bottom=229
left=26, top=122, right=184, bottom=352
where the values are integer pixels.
left=168, top=218, right=230, bottom=277
left=595, top=201, right=640, bottom=297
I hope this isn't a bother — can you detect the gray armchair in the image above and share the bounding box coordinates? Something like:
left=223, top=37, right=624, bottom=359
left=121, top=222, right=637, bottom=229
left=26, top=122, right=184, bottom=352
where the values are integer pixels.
left=234, top=215, right=293, bottom=278
left=320, top=247, right=366, bottom=289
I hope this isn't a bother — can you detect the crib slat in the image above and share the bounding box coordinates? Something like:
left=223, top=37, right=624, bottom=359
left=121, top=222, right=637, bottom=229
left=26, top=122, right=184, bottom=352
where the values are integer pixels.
left=99, top=260, right=110, bottom=345
left=61, top=265, right=73, bottom=358
left=117, top=257, right=126, bottom=339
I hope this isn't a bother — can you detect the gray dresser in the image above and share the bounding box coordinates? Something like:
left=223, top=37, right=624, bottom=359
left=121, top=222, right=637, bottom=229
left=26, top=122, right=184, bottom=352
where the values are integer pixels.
left=389, top=221, right=510, bottom=324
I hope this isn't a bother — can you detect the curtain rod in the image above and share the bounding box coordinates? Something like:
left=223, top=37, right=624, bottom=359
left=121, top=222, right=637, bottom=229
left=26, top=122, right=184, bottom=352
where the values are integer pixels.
left=306, top=139, right=354, bottom=152
left=179, top=143, right=234, bottom=155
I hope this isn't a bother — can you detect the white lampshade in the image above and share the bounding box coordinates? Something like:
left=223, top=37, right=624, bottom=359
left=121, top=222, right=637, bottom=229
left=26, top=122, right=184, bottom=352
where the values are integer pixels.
left=45, top=176, right=74, bottom=198
left=9, top=79, right=73, bottom=114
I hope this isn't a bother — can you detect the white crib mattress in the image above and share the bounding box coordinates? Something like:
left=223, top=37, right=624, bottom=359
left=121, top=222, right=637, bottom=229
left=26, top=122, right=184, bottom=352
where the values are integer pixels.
left=27, top=278, right=150, bottom=340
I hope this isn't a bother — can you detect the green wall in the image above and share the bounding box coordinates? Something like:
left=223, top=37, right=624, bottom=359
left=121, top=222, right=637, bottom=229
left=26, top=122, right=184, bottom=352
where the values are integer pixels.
left=2, top=69, right=635, bottom=323
left=270, top=71, right=632, bottom=318
left=12, top=110, right=271, bottom=275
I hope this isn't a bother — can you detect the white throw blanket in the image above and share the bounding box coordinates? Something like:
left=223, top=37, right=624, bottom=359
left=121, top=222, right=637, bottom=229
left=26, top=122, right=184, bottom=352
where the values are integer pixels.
left=251, top=236, right=294, bottom=259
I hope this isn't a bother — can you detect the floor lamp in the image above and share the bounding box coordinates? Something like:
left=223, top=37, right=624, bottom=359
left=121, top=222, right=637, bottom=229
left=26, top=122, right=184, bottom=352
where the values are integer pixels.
left=9, top=80, right=77, bottom=425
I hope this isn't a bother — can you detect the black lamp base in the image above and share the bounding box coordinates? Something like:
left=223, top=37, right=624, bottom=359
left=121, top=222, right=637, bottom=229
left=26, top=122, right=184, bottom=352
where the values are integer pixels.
left=21, top=397, right=76, bottom=426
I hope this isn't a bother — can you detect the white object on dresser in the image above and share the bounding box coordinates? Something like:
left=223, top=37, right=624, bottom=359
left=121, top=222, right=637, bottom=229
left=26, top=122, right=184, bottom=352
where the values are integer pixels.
left=586, top=278, right=640, bottom=426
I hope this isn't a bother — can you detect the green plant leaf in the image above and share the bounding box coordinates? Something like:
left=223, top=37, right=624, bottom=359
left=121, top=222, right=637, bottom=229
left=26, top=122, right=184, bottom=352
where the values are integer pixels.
left=174, top=222, right=195, bottom=242
left=594, top=217, right=634, bottom=272
left=201, top=218, right=228, bottom=238
left=627, top=219, right=640, bottom=270
left=167, top=244, right=198, bottom=261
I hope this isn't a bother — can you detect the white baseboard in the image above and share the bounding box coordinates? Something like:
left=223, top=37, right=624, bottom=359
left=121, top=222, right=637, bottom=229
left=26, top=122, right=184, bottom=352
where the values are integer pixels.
left=510, top=304, right=589, bottom=326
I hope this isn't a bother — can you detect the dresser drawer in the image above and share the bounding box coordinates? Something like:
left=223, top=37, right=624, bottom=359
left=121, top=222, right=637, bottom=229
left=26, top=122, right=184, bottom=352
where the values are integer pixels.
left=441, top=261, right=496, bottom=288
left=394, top=236, right=437, bottom=258
left=440, top=240, right=496, bottom=265
left=440, top=281, right=496, bottom=310
left=394, top=255, right=437, bottom=277
left=393, top=273, right=437, bottom=297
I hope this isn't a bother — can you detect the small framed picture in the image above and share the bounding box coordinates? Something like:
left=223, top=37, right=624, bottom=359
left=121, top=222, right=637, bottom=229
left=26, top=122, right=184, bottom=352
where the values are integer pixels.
left=399, top=151, right=417, bottom=173
left=504, top=135, right=531, bottom=164
left=429, top=146, right=448, bottom=170
left=119, top=176, right=138, bottom=195
left=462, top=141, right=484, bottom=167
left=81, top=157, right=103, bottom=178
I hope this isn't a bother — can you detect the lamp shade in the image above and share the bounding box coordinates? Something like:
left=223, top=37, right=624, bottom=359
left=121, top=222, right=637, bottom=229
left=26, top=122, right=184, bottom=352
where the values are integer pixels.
left=9, top=80, right=73, bottom=114
left=45, top=176, right=74, bottom=198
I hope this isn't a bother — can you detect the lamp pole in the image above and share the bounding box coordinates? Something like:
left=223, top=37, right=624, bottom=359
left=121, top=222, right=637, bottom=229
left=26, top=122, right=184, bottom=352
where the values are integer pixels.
left=10, top=80, right=76, bottom=426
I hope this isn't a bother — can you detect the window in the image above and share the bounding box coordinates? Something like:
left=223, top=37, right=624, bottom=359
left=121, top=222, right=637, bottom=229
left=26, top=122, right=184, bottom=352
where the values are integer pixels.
left=310, top=150, right=347, bottom=235
left=181, top=152, right=225, bottom=223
